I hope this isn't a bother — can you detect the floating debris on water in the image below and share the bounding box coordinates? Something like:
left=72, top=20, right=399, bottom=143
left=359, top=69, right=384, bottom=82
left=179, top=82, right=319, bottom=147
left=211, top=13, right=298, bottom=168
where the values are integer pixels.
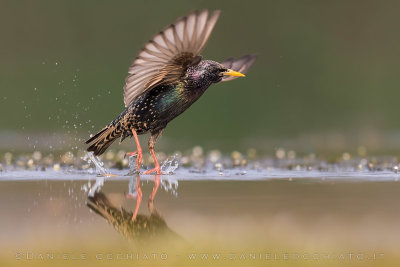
left=1, top=147, right=400, bottom=180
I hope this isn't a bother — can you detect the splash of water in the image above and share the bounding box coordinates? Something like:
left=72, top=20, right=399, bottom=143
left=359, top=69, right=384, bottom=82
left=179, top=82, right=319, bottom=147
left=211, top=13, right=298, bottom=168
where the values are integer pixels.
left=82, top=152, right=109, bottom=176
left=81, top=152, right=110, bottom=196
left=127, top=155, right=139, bottom=175
left=127, top=174, right=178, bottom=197
left=127, top=153, right=179, bottom=175
left=160, top=176, right=179, bottom=197
left=88, top=177, right=104, bottom=197
left=160, top=154, right=179, bottom=174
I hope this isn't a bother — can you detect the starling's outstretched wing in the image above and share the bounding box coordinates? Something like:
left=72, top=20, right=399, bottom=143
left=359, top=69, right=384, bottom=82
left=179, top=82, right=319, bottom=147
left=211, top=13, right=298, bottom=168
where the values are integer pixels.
left=124, top=10, right=221, bottom=107
left=221, top=54, right=257, bottom=82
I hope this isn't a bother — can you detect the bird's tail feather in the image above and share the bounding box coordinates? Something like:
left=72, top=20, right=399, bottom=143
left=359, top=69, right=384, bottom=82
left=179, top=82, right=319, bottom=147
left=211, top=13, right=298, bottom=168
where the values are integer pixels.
left=86, top=124, right=122, bottom=156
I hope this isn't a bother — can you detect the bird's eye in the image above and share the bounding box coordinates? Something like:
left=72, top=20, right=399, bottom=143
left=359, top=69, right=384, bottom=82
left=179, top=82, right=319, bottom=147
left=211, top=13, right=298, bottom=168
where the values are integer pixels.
left=218, top=68, right=227, bottom=72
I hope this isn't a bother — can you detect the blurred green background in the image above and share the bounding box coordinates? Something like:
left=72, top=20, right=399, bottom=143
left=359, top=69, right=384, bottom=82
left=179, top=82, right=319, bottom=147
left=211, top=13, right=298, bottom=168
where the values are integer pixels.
left=1, top=0, right=400, bottom=153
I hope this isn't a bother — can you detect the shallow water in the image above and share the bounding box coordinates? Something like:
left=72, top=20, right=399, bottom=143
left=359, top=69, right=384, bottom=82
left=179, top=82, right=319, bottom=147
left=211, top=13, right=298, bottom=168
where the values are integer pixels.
left=1, top=170, right=400, bottom=266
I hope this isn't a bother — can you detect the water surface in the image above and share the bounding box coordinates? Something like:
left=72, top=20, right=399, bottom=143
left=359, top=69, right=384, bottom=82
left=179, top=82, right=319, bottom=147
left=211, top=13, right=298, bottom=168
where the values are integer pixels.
left=1, top=172, right=399, bottom=266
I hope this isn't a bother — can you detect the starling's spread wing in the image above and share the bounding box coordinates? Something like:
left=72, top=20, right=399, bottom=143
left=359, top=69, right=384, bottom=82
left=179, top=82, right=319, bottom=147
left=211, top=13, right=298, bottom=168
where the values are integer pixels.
left=221, top=54, right=257, bottom=82
left=124, top=10, right=221, bottom=107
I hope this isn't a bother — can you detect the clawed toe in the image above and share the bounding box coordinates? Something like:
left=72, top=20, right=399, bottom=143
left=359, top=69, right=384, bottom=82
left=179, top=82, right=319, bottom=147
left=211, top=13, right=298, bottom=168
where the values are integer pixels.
left=124, top=151, right=138, bottom=159
left=144, top=168, right=161, bottom=175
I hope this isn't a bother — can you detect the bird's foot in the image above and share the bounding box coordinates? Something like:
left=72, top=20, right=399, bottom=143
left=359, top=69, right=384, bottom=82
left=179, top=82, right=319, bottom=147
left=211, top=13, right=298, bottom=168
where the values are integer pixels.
left=124, top=151, right=137, bottom=158
left=124, top=151, right=143, bottom=172
left=144, top=167, right=162, bottom=175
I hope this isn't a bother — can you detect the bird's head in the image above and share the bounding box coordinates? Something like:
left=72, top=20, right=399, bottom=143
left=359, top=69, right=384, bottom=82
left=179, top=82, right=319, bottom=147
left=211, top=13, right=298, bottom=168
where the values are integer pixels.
left=186, top=60, right=245, bottom=87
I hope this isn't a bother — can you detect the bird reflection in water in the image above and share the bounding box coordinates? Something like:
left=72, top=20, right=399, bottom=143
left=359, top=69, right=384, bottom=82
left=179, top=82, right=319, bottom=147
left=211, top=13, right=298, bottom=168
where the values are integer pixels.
left=86, top=174, right=181, bottom=242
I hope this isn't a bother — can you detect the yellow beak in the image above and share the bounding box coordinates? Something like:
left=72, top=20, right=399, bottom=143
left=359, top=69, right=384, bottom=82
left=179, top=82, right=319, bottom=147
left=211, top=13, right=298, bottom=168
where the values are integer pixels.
left=222, top=69, right=245, bottom=77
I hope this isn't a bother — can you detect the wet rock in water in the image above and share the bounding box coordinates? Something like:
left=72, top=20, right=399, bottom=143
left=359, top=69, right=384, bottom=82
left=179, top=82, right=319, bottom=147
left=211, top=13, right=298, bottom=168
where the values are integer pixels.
left=61, top=151, right=74, bottom=165
left=43, top=154, right=54, bottom=167
left=53, top=164, right=60, bottom=171
left=27, top=159, right=34, bottom=169
left=16, top=157, right=26, bottom=168
left=367, top=162, right=375, bottom=171
left=105, top=150, right=115, bottom=161
left=247, top=148, right=257, bottom=159
left=275, top=148, right=286, bottom=159
left=4, top=152, right=13, bottom=165
left=214, top=162, right=223, bottom=172
left=231, top=150, right=244, bottom=166
left=113, top=160, right=124, bottom=170
left=180, top=156, right=191, bottom=167
left=32, top=151, right=42, bottom=162
left=208, top=150, right=222, bottom=163
left=393, top=165, right=398, bottom=174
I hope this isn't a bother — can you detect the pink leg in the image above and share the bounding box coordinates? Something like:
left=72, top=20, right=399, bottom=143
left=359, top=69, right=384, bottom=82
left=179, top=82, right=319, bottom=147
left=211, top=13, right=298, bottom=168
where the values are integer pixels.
left=126, top=175, right=142, bottom=221
left=143, top=148, right=161, bottom=175
left=125, top=130, right=142, bottom=172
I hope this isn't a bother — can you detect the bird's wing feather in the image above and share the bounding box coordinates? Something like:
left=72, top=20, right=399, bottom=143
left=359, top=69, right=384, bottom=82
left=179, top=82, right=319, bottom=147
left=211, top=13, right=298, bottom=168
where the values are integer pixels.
left=221, top=54, right=257, bottom=82
left=123, top=10, right=221, bottom=107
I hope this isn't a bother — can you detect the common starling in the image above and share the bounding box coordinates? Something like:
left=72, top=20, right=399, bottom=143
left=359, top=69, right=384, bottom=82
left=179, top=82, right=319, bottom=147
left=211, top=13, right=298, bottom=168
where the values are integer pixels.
left=86, top=10, right=256, bottom=174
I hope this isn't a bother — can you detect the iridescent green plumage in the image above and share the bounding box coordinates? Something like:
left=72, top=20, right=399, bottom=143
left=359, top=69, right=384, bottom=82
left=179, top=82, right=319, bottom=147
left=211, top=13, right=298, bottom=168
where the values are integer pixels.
left=85, top=10, right=256, bottom=175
